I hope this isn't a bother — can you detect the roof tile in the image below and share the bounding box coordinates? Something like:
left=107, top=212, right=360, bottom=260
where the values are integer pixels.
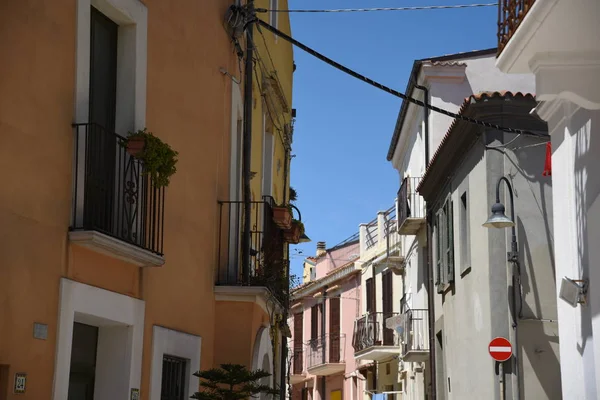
left=417, top=91, right=536, bottom=192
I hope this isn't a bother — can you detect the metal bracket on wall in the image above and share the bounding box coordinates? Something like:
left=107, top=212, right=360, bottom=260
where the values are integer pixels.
left=559, top=277, right=588, bottom=307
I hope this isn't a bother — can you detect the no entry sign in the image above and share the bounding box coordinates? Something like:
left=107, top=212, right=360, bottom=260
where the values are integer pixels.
left=489, top=337, right=512, bottom=362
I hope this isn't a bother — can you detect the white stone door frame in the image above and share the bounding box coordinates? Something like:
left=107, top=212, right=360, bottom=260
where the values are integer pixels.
left=52, top=278, right=145, bottom=400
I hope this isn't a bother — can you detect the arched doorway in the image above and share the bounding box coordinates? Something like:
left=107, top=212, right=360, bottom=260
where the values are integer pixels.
left=252, top=326, right=274, bottom=397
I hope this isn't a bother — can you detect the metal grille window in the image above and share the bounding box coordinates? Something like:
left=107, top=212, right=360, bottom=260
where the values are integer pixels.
left=161, top=355, right=187, bottom=400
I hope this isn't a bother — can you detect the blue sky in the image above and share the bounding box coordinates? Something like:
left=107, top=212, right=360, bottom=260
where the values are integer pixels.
left=287, top=0, right=498, bottom=279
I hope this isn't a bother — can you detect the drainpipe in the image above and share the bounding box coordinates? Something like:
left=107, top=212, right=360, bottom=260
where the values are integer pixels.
left=241, top=0, right=255, bottom=283
left=415, top=82, right=434, bottom=397
left=425, top=210, right=437, bottom=399
left=414, top=84, right=430, bottom=166
left=280, top=259, right=290, bottom=399
left=322, top=286, right=327, bottom=400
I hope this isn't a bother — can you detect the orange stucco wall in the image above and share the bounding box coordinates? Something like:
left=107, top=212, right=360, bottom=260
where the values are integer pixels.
left=0, top=0, right=240, bottom=398
left=214, top=301, right=270, bottom=368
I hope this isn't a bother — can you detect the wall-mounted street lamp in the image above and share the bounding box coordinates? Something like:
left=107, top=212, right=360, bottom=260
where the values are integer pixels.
left=482, top=175, right=521, bottom=400
left=483, top=176, right=518, bottom=262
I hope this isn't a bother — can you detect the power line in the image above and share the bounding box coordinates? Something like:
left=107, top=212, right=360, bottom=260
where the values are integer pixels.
left=253, top=18, right=547, bottom=139
left=257, top=3, right=496, bottom=13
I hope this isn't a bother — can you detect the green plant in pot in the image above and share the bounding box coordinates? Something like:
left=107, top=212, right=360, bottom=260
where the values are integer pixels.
left=122, top=128, right=179, bottom=188
left=284, top=219, right=304, bottom=244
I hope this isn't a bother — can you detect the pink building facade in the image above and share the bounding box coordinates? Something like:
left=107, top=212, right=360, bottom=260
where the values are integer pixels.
left=288, top=237, right=363, bottom=400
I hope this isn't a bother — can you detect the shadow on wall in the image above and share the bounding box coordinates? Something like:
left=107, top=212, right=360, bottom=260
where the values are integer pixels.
left=493, top=130, right=560, bottom=398
left=572, top=109, right=600, bottom=356
left=515, top=218, right=561, bottom=400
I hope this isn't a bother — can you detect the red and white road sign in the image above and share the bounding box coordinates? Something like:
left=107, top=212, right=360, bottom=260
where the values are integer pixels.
left=489, top=337, right=512, bottom=362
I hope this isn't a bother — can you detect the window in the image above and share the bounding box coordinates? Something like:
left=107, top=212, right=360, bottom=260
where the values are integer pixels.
left=435, top=197, right=454, bottom=291
left=381, top=271, right=394, bottom=345
left=311, top=305, right=319, bottom=340
left=270, top=0, right=278, bottom=29
left=293, top=313, right=303, bottom=374
left=366, top=278, right=375, bottom=313
left=329, top=296, right=341, bottom=362
left=262, top=114, right=274, bottom=196
left=459, top=190, right=470, bottom=274
left=161, top=355, right=187, bottom=400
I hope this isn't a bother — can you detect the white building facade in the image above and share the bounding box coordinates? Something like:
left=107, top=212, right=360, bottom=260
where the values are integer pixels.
left=387, top=49, right=538, bottom=399
left=495, top=0, right=600, bottom=397
left=354, top=207, right=405, bottom=398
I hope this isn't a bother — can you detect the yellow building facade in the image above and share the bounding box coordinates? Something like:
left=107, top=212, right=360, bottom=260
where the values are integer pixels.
left=0, top=0, right=294, bottom=399
left=214, top=0, right=297, bottom=393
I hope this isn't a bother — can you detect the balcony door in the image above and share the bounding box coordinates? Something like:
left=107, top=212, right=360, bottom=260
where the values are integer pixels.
left=85, top=6, right=118, bottom=234
left=329, top=296, right=340, bottom=363
left=293, top=312, right=303, bottom=374
left=382, top=270, right=394, bottom=345
left=261, top=199, right=284, bottom=286
left=67, top=322, right=99, bottom=400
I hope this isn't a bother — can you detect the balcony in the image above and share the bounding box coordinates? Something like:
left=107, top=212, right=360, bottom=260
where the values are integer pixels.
left=215, top=196, right=289, bottom=306
left=401, top=309, right=430, bottom=362
left=359, top=206, right=404, bottom=270
left=397, top=177, right=425, bottom=235
left=290, top=347, right=307, bottom=384
left=353, top=313, right=401, bottom=361
left=497, top=0, right=536, bottom=56
left=69, top=123, right=165, bottom=267
left=306, top=334, right=346, bottom=376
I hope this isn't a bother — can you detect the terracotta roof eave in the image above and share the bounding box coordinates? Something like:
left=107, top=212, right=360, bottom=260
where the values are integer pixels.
left=416, top=91, right=538, bottom=195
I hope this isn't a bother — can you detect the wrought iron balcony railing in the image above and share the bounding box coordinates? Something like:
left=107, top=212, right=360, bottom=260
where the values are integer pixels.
left=215, top=196, right=289, bottom=304
left=402, top=308, right=430, bottom=360
left=71, top=123, right=165, bottom=255
left=307, top=334, right=346, bottom=368
left=352, top=312, right=400, bottom=352
left=397, top=177, right=425, bottom=235
left=497, top=0, right=536, bottom=55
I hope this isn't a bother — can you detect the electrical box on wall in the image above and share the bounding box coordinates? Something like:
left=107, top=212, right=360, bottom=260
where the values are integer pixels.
left=559, top=277, right=588, bottom=307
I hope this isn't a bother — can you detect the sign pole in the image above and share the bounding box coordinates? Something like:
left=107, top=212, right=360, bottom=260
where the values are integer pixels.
left=499, top=362, right=505, bottom=400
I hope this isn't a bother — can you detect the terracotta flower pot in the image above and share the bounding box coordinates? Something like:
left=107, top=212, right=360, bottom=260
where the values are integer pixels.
left=126, top=136, right=146, bottom=158
left=284, top=223, right=301, bottom=244
left=272, top=207, right=292, bottom=229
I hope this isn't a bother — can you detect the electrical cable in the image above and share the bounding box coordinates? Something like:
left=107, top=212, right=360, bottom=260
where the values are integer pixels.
left=247, top=34, right=291, bottom=150
left=253, top=18, right=548, bottom=139
left=257, top=3, right=497, bottom=13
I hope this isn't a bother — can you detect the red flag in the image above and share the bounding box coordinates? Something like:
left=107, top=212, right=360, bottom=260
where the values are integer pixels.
left=542, top=142, right=552, bottom=176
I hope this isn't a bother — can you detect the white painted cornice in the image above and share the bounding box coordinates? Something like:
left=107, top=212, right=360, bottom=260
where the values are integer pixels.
left=290, top=263, right=358, bottom=300
left=421, top=64, right=466, bottom=83
left=530, top=51, right=600, bottom=110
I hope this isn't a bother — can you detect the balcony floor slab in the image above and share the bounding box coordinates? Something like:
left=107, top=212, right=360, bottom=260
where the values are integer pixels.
left=69, top=230, right=165, bottom=267
left=354, top=346, right=401, bottom=362
left=398, top=218, right=426, bottom=235
left=307, top=363, right=345, bottom=376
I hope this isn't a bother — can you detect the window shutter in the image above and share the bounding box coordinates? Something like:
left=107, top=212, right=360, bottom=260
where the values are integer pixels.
left=447, top=200, right=455, bottom=283
left=440, top=206, right=447, bottom=285
left=435, top=212, right=442, bottom=287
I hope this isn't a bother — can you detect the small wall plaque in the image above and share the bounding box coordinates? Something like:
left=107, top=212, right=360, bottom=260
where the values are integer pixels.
left=33, top=323, right=48, bottom=340
left=131, top=388, right=140, bottom=400
left=14, top=372, right=26, bottom=394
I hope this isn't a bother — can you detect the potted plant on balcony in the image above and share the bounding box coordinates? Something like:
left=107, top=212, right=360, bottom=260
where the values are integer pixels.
left=284, top=219, right=304, bottom=244
left=272, top=186, right=299, bottom=229
left=272, top=205, right=292, bottom=229
left=122, top=128, right=179, bottom=188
